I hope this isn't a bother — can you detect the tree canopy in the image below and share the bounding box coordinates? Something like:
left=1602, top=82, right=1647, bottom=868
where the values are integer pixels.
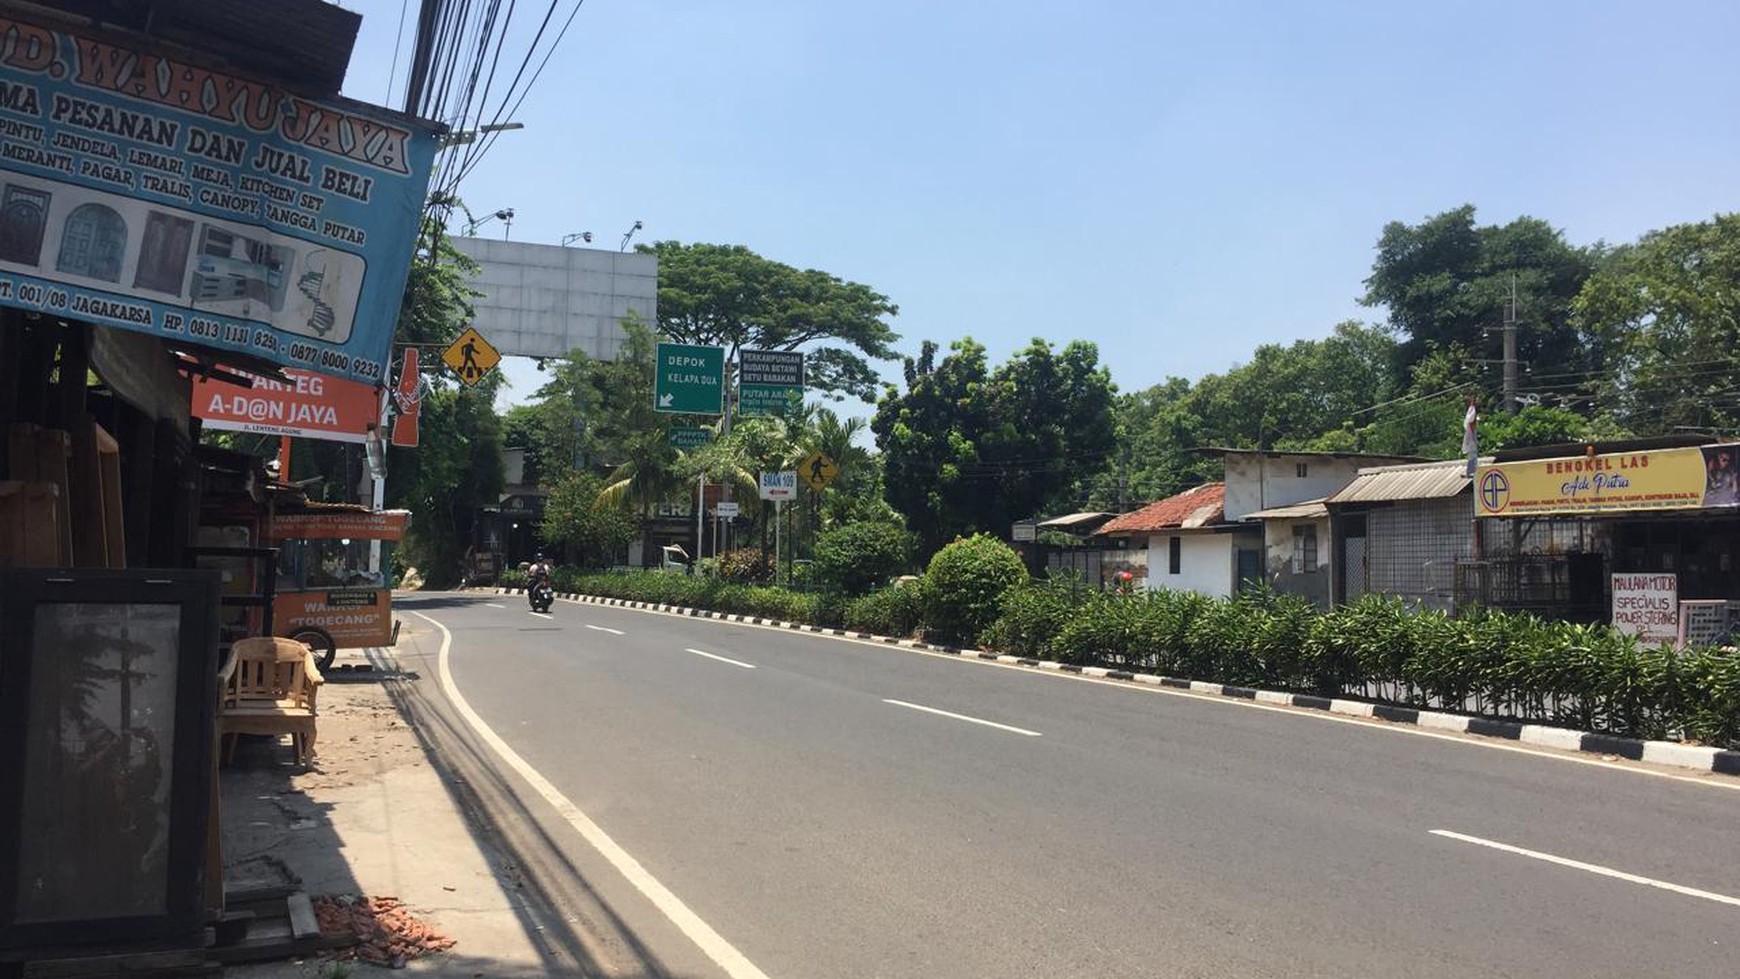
left=646, top=241, right=900, bottom=401
left=873, top=338, right=1117, bottom=550
left=1363, top=205, right=1599, bottom=398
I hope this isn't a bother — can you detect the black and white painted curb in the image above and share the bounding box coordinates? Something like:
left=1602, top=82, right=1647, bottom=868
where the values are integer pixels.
left=488, top=586, right=1740, bottom=777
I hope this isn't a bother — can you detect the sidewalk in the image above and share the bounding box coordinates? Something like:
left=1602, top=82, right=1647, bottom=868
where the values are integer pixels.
left=220, top=623, right=569, bottom=978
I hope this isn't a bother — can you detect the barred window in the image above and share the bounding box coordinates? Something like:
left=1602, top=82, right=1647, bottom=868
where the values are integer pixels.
left=1293, top=524, right=1318, bottom=574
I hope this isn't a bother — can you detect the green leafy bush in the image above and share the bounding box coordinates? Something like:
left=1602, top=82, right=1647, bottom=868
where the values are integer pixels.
left=983, top=573, right=1091, bottom=659
left=714, top=548, right=775, bottom=583
left=923, top=534, right=1029, bottom=644
left=843, top=581, right=927, bottom=637
left=812, top=522, right=914, bottom=595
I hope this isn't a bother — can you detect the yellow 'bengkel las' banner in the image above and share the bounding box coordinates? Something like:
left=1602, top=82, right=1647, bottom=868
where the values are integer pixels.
left=1475, top=443, right=1740, bottom=517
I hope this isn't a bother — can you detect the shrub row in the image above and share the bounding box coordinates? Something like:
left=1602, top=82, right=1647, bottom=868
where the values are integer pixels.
left=984, top=578, right=1740, bottom=749
left=490, top=538, right=1740, bottom=749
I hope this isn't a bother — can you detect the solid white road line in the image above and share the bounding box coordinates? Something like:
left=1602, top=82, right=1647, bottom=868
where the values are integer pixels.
left=411, top=611, right=773, bottom=979
left=488, top=599, right=1740, bottom=793
left=685, top=647, right=756, bottom=669
left=586, top=624, right=626, bottom=635
left=1429, top=829, right=1740, bottom=909
left=484, top=602, right=506, bottom=609
left=883, top=699, right=1042, bottom=737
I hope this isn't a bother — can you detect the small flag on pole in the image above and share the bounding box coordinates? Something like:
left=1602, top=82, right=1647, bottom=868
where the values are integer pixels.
left=1462, top=397, right=1479, bottom=477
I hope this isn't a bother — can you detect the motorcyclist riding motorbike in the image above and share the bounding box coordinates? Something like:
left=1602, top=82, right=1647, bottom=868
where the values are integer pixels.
left=527, top=555, right=554, bottom=613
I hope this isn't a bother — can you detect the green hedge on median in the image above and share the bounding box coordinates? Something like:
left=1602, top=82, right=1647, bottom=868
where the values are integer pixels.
left=499, top=563, right=1740, bottom=750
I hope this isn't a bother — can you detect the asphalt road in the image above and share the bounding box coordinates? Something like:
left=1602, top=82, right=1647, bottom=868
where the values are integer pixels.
left=409, top=592, right=1740, bottom=979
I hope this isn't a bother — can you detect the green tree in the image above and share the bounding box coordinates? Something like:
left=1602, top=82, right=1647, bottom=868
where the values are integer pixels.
left=1183, top=322, right=1399, bottom=451
left=872, top=339, right=991, bottom=549
left=382, top=215, right=498, bottom=584
left=647, top=241, right=901, bottom=401
left=584, top=320, right=691, bottom=554
left=1481, top=405, right=1594, bottom=450
left=386, top=383, right=505, bottom=586
left=803, top=408, right=896, bottom=531
left=1363, top=205, right=1598, bottom=398
left=1574, top=214, right=1740, bottom=434
left=872, top=338, right=1117, bottom=551
left=540, top=471, right=636, bottom=568
left=812, top=521, right=914, bottom=595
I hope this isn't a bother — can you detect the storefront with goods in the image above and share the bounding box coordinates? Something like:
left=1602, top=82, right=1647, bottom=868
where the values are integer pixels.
left=1466, top=436, right=1740, bottom=644
left=0, top=1, right=436, bottom=970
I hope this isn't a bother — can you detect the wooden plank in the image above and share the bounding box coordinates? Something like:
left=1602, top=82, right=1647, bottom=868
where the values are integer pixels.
left=68, top=417, right=106, bottom=567
left=285, top=892, right=319, bottom=939
left=22, top=948, right=209, bottom=978
left=0, top=481, right=62, bottom=567
left=0, top=481, right=20, bottom=568
left=21, top=483, right=58, bottom=566
left=95, top=422, right=125, bottom=568
left=204, top=929, right=353, bottom=964
left=34, top=427, right=72, bottom=565
left=122, top=410, right=154, bottom=568
left=9, top=421, right=39, bottom=481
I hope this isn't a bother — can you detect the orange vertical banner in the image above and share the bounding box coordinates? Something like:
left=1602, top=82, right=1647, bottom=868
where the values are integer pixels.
left=390, top=347, right=421, bottom=448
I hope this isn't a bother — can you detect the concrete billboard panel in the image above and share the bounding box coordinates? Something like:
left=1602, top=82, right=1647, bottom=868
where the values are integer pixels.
left=450, top=237, right=657, bottom=361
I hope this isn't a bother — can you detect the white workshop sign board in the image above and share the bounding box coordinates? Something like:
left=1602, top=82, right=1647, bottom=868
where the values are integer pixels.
left=1611, top=573, right=1678, bottom=645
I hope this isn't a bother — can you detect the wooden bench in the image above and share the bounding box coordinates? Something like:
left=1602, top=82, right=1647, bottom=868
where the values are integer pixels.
left=218, top=637, right=323, bottom=766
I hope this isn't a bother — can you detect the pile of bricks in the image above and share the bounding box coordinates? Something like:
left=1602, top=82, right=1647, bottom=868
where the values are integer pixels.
left=313, top=894, right=456, bottom=968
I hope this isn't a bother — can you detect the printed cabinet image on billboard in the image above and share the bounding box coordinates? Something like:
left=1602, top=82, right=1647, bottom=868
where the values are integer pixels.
left=0, top=13, right=438, bottom=383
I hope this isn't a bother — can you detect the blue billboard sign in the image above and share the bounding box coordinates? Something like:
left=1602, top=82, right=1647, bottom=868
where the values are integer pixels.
left=0, top=13, right=439, bottom=383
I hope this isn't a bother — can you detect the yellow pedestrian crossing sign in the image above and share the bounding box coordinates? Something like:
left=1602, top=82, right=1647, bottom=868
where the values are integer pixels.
left=799, top=450, right=839, bottom=491
left=442, top=326, right=501, bottom=386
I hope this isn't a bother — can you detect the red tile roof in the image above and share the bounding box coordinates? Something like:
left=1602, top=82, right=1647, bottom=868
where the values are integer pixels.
left=1097, top=482, right=1226, bottom=535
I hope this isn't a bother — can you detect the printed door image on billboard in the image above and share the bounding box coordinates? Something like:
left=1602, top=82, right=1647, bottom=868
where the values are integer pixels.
left=133, top=212, right=194, bottom=295
left=56, top=203, right=127, bottom=283
left=0, top=184, right=51, bottom=265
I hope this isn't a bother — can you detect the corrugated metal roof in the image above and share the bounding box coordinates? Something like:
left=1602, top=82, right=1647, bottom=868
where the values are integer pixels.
left=1327, top=459, right=1482, bottom=504
left=1099, top=483, right=1225, bottom=535
left=1245, top=499, right=1329, bottom=520
left=1037, top=511, right=1115, bottom=531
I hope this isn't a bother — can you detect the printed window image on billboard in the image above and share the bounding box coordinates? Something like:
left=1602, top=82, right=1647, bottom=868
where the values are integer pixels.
left=0, top=14, right=437, bottom=384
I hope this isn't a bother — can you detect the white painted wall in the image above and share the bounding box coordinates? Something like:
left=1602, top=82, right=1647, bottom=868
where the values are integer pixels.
left=1263, top=517, right=1330, bottom=574
left=452, top=237, right=658, bottom=361
left=1223, top=454, right=1413, bottom=522
left=1144, top=532, right=1237, bottom=597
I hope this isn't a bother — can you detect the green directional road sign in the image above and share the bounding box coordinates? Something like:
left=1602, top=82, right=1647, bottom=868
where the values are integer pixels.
left=739, top=384, right=803, bottom=418
left=655, top=342, right=725, bottom=415
left=738, top=349, right=804, bottom=418
left=668, top=426, right=713, bottom=449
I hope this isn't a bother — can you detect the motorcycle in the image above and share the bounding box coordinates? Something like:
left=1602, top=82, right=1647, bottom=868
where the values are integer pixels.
left=528, top=577, right=555, bottom=613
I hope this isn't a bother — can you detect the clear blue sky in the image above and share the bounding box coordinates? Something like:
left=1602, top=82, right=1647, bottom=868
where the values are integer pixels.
left=339, top=0, right=1740, bottom=413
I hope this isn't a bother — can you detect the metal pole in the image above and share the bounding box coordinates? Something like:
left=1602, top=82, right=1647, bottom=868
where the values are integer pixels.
left=370, top=389, right=389, bottom=574
left=775, top=499, right=783, bottom=586
left=1503, top=274, right=1519, bottom=414
left=721, top=350, right=734, bottom=556
left=695, top=472, right=704, bottom=569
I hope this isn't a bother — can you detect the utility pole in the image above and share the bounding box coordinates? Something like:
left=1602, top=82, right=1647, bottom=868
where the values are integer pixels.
left=1502, top=274, right=1519, bottom=414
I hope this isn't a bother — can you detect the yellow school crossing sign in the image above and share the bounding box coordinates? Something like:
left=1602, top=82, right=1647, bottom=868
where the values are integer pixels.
left=799, top=450, right=839, bottom=491
left=442, top=326, right=501, bottom=386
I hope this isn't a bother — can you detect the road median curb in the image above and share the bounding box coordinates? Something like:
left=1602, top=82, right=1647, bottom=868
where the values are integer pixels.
left=493, top=587, right=1740, bottom=777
